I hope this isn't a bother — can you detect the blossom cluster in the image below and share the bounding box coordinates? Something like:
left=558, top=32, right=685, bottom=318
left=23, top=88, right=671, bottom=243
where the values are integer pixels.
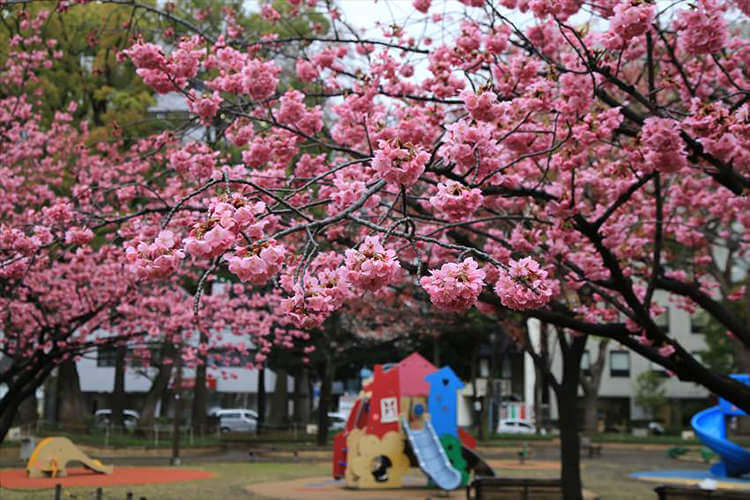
left=439, top=121, right=502, bottom=178
left=429, top=181, right=484, bottom=221
left=184, top=196, right=269, bottom=260
left=225, top=241, right=286, bottom=285
left=126, top=230, right=185, bottom=279
left=372, top=140, right=430, bottom=187
left=420, top=258, right=486, bottom=312
left=494, top=257, right=554, bottom=310
left=343, top=236, right=402, bottom=291
left=276, top=90, right=323, bottom=136
left=675, top=1, right=728, bottom=55
left=640, top=117, right=688, bottom=174
left=608, top=1, right=654, bottom=44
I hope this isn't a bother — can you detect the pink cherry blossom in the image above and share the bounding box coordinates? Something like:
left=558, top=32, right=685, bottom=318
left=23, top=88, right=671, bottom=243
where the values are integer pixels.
left=640, top=117, right=688, bottom=174
left=372, top=140, right=430, bottom=187
left=610, top=1, right=654, bottom=42
left=344, top=236, right=402, bottom=292
left=225, top=241, right=286, bottom=284
left=658, top=344, right=676, bottom=357
left=420, top=258, right=486, bottom=312
left=429, top=181, right=484, bottom=221
left=494, top=258, right=554, bottom=310
left=675, top=1, right=728, bottom=55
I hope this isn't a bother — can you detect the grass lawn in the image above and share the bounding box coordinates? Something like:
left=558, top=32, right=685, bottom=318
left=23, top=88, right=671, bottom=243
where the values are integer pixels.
left=0, top=444, right=715, bottom=499
left=0, top=462, right=330, bottom=500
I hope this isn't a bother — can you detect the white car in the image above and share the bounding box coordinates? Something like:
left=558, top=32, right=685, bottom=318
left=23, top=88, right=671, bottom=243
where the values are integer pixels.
left=496, top=418, right=535, bottom=434
left=215, top=409, right=258, bottom=433
left=94, top=409, right=140, bottom=430
left=328, top=412, right=348, bottom=431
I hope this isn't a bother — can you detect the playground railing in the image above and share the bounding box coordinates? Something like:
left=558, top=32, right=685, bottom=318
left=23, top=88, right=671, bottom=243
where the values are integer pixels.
left=466, top=477, right=564, bottom=500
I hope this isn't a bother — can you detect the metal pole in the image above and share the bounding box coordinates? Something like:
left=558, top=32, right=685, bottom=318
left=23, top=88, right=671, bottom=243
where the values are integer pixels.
left=54, top=484, right=62, bottom=500
left=96, top=487, right=103, bottom=500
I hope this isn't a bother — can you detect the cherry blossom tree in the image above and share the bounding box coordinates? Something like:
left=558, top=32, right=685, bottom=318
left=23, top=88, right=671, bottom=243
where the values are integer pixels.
left=108, top=0, right=748, bottom=403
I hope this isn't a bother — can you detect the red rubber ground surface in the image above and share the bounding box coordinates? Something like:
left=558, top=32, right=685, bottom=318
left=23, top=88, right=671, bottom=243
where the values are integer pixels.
left=0, top=467, right=213, bottom=490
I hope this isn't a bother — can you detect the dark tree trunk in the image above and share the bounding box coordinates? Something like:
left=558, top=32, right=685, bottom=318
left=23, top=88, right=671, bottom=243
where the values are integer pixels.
left=293, top=368, right=311, bottom=424
left=56, top=359, right=87, bottom=430
left=0, top=361, right=55, bottom=443
left=582, top=396, right=598, bottom=436
left=470, top=341, right=484, bottom=440
left=580, top=339, right=609, bottom=436
left=110, top=345, right=127, bottom=432
left=316, top=356, right=333, bottom=446
left=17, top=393, right=39, bottom=431
left=432, top=335, right=441, bottom=366
left=484, top=335, right=497, bottom=436
left=256, top=367, right=266, bottom=435
left=269, top=368, right=288, bottom=427
left=191, top=335, right=208, bottom=435
left=139, top=346, right=174, bottom=430
left=294, top=369, right=310, bottom=424
left=556, top=335, right=587, bottom=500
left=171, top=350, right=184, bottom=465
left=558, top=386, right=583, bottom=500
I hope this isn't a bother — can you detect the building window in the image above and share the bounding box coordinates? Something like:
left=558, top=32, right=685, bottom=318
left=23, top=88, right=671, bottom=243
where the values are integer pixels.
left=654, top=311, right=670, bottom=334
left=610, top=351, right=630, bottom=377
left=581, top=350, right=591, bottom=377
left=97, top=346, right=117, bottom=367
left=691, top=314, right=709, bottom=334
left=479, top=358, right=489, bottom=378
left=500, top=360, right=512, bottom=379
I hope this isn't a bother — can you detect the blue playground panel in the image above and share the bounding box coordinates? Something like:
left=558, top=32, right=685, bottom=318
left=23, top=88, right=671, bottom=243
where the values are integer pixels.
left=425, top=366, right=464, bottom=438
left=692, top=374, right=750, bottom=478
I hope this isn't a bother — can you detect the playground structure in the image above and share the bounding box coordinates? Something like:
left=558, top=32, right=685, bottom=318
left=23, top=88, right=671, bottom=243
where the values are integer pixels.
left=332, top=353, right=493, bottom=490
left=26, top=437, right=113, bottom=478
left=691, top=374, right=750, bottom=478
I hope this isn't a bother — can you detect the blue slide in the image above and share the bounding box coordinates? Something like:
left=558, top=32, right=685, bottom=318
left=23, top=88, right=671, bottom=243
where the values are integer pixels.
left=691, top=374, right=750, bottom=477
left=401, top=417, right=462, bottom=490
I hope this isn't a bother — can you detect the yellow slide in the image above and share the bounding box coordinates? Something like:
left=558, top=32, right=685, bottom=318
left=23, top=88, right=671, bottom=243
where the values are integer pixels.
left=26, top=437, right=114, bottom=478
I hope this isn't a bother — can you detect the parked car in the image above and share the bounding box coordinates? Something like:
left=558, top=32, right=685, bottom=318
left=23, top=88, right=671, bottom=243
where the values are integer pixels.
left=496, top=418, right=535, bottom=434
left=94, top=409, right=140, bottom=430
left=648, top=421, right=665, bottom=435
left=215, top=409, right=258, bottom=433
left=328, top=412, right=347, bottom=431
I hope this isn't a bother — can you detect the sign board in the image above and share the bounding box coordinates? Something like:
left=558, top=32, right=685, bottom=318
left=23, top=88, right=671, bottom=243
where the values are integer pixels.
left=380, top=397, right=398, bottom=423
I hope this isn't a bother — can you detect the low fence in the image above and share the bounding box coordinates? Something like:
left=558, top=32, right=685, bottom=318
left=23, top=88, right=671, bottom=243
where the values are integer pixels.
left=11, top=421, right=220, bottom=450
left=53, top=485, right=147, bottom=500
left=9, top=420, right=332, bottom=451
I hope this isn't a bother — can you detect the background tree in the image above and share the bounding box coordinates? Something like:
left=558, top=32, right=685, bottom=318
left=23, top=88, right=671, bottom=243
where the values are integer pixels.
left=580, top=339, right=609, bottom=436
left=635, top=371, right=668, bottom=422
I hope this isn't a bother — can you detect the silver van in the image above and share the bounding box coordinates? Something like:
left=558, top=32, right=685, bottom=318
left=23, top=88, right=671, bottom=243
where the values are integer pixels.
left=215, top=409, right=258, bottom=433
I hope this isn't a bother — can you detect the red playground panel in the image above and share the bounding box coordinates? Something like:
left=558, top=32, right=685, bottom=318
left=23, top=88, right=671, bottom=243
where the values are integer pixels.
left=364, top=364, right=401, bottom=438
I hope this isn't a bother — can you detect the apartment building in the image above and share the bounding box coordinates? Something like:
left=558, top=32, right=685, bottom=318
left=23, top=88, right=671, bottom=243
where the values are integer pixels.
left=538, top=292, right=712, bottom=431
